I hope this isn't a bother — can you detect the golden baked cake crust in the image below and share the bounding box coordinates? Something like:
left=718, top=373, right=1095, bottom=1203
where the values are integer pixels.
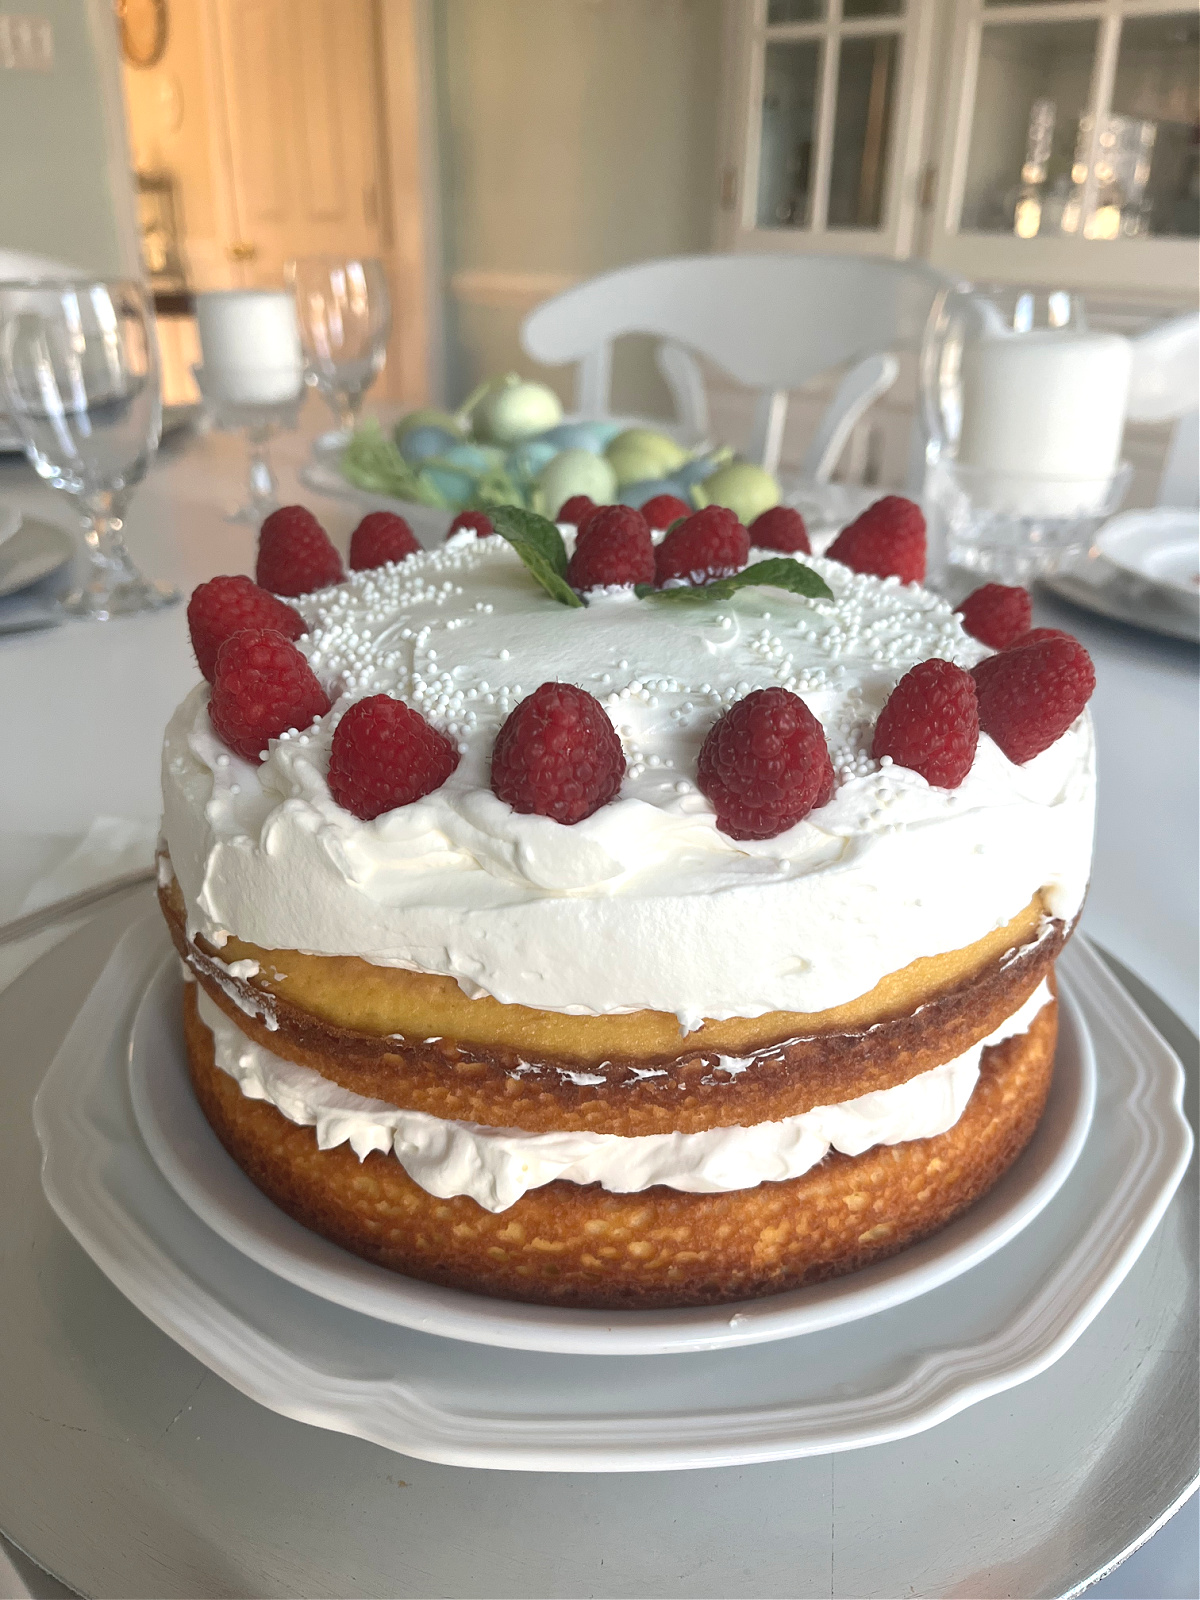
left=183, top=979, right=1058, bottom=1310
left=161, top=871, right=1064, bottom=1135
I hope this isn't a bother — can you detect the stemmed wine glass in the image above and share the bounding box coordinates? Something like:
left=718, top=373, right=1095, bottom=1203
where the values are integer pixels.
left=0, top=279, right=178, bottom=618
left=286, top=256, right=391, bottom=448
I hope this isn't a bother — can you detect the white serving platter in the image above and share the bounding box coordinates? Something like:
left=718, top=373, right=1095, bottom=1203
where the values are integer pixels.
left=32, top=911, right=1191, bottom=1472
left=1095, top=508, right=1200, bottom=602
left=127, top=949, right=1095, bottom=1356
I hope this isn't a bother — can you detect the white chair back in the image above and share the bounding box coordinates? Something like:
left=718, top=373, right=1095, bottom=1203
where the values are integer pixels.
left=521, top=253, right=961, bottom=482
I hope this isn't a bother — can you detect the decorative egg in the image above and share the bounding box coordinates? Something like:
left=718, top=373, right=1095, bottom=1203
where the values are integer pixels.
left=693, top=462, right=781, bottom=524
left=393, top=408, right=464, bottom=445
left=536, top=449, right=618, bottom=519
left=419, top=465, right=476, bottom=508
left=507, top=439, right=559, bottom=479
left=534, top=420, right=623, bottom=455
left=618, top=477, right=687, bottom=509
left=440, top=442, right=508, bottom=474
left=605, top=427, right=688, bottom=487
left=398, top=424, right=462, bottom=465
left=674, top=453, right=723, bottom=489
left=473, top=376, right=564, bottom=445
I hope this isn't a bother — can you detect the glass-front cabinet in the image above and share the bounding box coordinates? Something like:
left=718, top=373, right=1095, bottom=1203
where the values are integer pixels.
left=719, top=0, right=939, bottom=257
left=719, top=0, right=1199, bottom=297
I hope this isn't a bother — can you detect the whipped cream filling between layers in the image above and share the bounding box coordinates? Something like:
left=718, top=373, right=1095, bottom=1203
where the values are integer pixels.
left=162, top=536, right=1095, bottom=1028
left=194, top=979, right=1053, bottom=1212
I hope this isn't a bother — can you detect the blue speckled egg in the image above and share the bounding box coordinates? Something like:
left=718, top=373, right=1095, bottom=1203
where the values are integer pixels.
left=618, top=477, right=687, bottom=509
left=674, top=454, right=723, bottom=489
left=398, top=425, right=461, bottom=465
left=507, top=439, right=559, bottom=479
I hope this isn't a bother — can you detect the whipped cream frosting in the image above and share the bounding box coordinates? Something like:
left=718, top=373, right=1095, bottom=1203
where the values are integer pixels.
left=162, top=534, right=1094, bottom=1027
left=195, top=980, right=1053, bottom=1211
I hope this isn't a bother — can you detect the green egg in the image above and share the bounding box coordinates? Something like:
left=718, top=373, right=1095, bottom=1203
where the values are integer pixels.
left=693, top=462, right=781, bottom=524
left=536, top=449, right=618, bottom=519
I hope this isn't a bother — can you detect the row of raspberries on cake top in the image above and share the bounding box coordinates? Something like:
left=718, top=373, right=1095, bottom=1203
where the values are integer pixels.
left=187, top=507, right=1094, bottom=835
left=240, top=490, right=929, bottom=604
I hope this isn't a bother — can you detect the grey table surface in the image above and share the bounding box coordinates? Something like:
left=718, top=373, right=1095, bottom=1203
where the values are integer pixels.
left=1, top=890, right=1196, bottom=1600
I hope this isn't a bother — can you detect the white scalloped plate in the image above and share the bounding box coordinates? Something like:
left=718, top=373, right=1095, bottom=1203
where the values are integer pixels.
left=125, top=947, right=1096, bottom=1356
left=33, top=914, right=1192, bottom=1472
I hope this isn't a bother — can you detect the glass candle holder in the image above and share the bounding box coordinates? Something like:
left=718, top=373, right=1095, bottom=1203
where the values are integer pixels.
left=922, top=285, right=1133, bottom=579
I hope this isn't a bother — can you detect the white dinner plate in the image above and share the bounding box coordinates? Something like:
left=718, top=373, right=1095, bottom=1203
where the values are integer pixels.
left=0, top=516, right=73, bottom=598
left=1095, top=508, right=1200, bottom=603
left=128, top=950, right=1096, bottom=1357
left=32, top=913, right=1192, bottom=1472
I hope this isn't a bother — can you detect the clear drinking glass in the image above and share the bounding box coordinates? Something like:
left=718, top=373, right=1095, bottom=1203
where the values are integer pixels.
left=286, top=256, right=391, bottom=446
left=0, top=279, right=178, bottom=618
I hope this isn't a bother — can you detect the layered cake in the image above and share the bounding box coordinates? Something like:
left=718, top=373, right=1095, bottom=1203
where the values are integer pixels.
left=159, top=498, right=1095, bottom=1309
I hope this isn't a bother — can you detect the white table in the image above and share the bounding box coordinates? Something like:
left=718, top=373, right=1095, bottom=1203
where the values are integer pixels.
left=0, top=412, right=1196, bottom=1598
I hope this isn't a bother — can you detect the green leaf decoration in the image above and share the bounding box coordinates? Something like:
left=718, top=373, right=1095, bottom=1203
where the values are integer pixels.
left=634, top=558, right=834, bottom=606
left=489, top=504, right=584, bottom=608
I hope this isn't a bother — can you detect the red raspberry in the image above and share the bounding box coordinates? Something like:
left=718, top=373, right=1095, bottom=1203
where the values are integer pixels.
left=872, top=660, right=978, bottom=789
left=955, top=583, right=1032, bottom=649
left=748, top=505, right=811, bottom=555
left=209, top=628, right=330, bottom=765
left=826, top=496, right=925, bottom=585
left=979, top=633, right=1100, bottom=764
left=256, top=506, right=344, bottom=597
left=1008, top=626, right=1073, bottom=651
left=976, top=635, right=1095, bottom=765
left=447, top=509, right=494, bottom=539
left=556, top=495, right=596, bottom=528
left=187, top=574, right=305, bottom=684
left=640, top=493, right=692, bottom=531
left=349, top=511, right=419, bottom=571
left=566, top=506, right=655, bottom=591
left=697, top=687, right=833, bottom=841
left=327, top=695, right=459, bottom=820
left=654, top=507, right=750, bottom=587
left=491, top=682, right=625, bottom=824
left=969, top=628, right=1077, bottom=699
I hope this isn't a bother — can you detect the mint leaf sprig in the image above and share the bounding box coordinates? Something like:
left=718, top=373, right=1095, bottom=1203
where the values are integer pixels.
left=634, top=558, right=833, bottom=605
left=488, top=505, right=584, bottom=608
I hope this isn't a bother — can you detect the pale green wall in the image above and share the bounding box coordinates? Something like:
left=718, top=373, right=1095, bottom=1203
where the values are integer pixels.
left=0, top=0, right=139, bottom=276
left=434, top=0, right=723, bottom=413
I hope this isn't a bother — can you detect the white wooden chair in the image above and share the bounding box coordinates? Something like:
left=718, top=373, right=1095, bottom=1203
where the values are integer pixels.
left=1126, top=313, right=1199, bottom=508
left=521, top=253, right=961, bottom=486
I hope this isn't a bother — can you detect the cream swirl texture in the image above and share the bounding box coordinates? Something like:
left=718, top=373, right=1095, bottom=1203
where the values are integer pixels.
left=195, top=981, right=1053, bottom=1211
left=161, top=535, right=1094, bottom=1026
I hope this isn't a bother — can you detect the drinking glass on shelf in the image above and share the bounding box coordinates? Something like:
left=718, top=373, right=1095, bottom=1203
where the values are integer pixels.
left=0, top=279, right=179, bottom=618
left=194, top=289, right=305, bottom=524
left=286, top=256, right=391, bottom=447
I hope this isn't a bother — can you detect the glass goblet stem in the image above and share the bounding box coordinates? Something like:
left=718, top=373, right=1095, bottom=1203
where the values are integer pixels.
left=62, top=488, right=178, bottom=618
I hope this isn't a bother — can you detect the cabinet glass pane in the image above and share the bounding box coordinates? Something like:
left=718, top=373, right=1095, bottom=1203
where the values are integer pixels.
left=757, top=41, right=822, bottom=229
left=827, top=33, right=898, bottom=229
left=960, top=20, right=1097, bottom=236
left=766, top=1, right=824, bottom=23
left=843, top=0, right=903, bottom=16
left=1110, top=14, right=1199, bottom=237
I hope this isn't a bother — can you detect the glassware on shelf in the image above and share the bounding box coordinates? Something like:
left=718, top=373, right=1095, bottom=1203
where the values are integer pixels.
left=286, top=257, right=391, bottom=449
left=0, top=278, right=178, bottom=619
left=193, top=290, right=305, bottom=525
left=921, top=285, right=1134, bottom=582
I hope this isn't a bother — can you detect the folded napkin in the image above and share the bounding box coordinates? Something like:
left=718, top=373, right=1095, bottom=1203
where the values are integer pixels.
left=0, top=815, right=159, bottom=993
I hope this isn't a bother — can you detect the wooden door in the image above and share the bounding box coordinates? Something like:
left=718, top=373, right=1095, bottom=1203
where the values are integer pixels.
left=213, top=0, right=386, bottom=285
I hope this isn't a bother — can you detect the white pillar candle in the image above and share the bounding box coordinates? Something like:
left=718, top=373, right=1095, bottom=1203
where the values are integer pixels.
left=194, top=290, right=303, bottom=406
left=957, top=330, right=1132, bottom=515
